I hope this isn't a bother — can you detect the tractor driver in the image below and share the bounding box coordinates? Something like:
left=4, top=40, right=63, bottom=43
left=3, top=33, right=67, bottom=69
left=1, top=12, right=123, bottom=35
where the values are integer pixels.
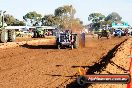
left=98, top=28, right=102, bottom=34
left=106, top=29, right=110, bottom=33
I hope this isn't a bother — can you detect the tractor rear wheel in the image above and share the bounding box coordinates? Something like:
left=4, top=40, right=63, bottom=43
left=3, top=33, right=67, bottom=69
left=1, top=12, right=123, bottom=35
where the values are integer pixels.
left=36, top=31, right=40, bottom=38
left=0, top=29, right=8, bottom=43
left=8, top=30, right=16, bottom=42
left=57, top=44, right=61, bottom=49
left=73, top=43, right=77, bottom=48
left=74, top=36, right=79, bottom=49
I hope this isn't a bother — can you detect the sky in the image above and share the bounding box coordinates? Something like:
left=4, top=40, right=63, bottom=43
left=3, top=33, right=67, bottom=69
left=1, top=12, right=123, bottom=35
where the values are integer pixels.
left=0, top=0, right=132, bottom=25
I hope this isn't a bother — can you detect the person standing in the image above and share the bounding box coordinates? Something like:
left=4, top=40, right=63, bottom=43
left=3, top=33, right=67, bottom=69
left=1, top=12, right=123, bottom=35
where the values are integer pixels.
left=81, top=31, right=85, bottom=47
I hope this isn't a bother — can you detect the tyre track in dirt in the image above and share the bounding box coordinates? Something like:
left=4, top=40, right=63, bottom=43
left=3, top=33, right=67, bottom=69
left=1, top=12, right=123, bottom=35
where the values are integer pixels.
left=66, top=38, right=128, bottom=88
left=88, top=38, right=131, bottom=88
left=0, top=38, right=57, bottom=72
left=0, top=48, right=71, bottom=88
left=0, top=47, right=69, bottom=73
left=0, top=37, right=127, bottom=88
left=44, top=37, right=128, bottom=88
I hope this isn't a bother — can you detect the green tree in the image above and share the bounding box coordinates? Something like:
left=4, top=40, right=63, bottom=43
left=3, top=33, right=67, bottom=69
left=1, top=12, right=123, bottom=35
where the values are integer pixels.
left=42, top=14, right=56, bottom=26
left=54, top=5, right=76, bottom=29
left=12, top=20, right=26, bottom=26
left=101, top=20, right=113, bottom=26
left=54, top=5, right=76, bottom=16
left=88, top=13, right=105, bottom=29
left=105, top=12, right=122, bottom=22
left=4, top=14, right=25, bottom=26
left=23, top=11, right=42, bottom=26
left=88, top=13, right=105, bottom=23
left=18, top=21, right=26, bottom=26
left=4, top=14, right=16, bottom=26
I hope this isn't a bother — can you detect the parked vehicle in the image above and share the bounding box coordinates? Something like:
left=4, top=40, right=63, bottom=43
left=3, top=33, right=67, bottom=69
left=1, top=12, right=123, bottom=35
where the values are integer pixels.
left=32, top=26, right=45, bottom=38
left=113, top=28, right=124, bottom=37
left=0, top=11, right=16, bottom=43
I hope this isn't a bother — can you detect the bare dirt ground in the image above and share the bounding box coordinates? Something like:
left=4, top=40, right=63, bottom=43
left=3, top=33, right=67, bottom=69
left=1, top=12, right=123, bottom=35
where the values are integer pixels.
left=88, top=37, right=131, bottom=88
left=0, top=36, right=128, bottom=88
left=16, top=36, right=55, bottom=42
left=0, top=36, right=56, bottom=49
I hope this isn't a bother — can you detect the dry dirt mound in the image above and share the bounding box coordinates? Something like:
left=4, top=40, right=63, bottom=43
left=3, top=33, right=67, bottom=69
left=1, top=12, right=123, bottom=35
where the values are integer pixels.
left=88, top=38, right=131, bottom=88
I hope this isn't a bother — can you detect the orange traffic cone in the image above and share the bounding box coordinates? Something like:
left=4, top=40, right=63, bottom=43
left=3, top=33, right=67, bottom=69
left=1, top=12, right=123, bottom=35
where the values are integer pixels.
left=78, top=67, right=87, bottom=75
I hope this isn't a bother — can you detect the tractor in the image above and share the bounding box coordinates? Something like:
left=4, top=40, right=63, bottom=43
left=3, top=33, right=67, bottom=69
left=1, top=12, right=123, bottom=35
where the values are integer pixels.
left=32, top=26, right=45, bottom=38
left=0, top=11, right=16, bottom=43
left=56, top=30, right=79, bottom=49
left=98, top=29, right=111, bottom=39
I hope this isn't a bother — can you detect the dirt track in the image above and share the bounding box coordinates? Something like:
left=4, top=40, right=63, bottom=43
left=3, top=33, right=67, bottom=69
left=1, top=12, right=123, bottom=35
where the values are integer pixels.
left=0, top=36, right=128, bottom=88
left=15, top=36, right=55, bottom=42
left=88, top=36, right=131, bottom=88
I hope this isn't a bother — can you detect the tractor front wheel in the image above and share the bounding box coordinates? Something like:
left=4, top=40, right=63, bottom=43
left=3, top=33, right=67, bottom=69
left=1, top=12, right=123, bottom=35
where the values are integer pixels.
left=73, top=43, right=77, bottom=49
left=98, top=34, right=101, bottom=39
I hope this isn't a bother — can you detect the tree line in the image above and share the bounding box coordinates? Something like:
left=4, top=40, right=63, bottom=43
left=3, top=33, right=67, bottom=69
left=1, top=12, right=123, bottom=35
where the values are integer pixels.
left=23, top=5, right=83, bottom=31
left=88, top=12, right=122, bottom=29
left=2, top=5, right=123, bottom=30
left=1, top=5, right=83, bottom=31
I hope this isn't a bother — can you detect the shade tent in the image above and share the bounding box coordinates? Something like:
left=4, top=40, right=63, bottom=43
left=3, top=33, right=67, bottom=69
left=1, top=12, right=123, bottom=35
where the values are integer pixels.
left=4, top=26, right=56, bottom=31
left=112, top=25, right=129, bottom=29
left=5, top=26, right=35, bottom=30
left=35, top=26, right=56, bottom=30
left=112, top=22, right=129, bottom=29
